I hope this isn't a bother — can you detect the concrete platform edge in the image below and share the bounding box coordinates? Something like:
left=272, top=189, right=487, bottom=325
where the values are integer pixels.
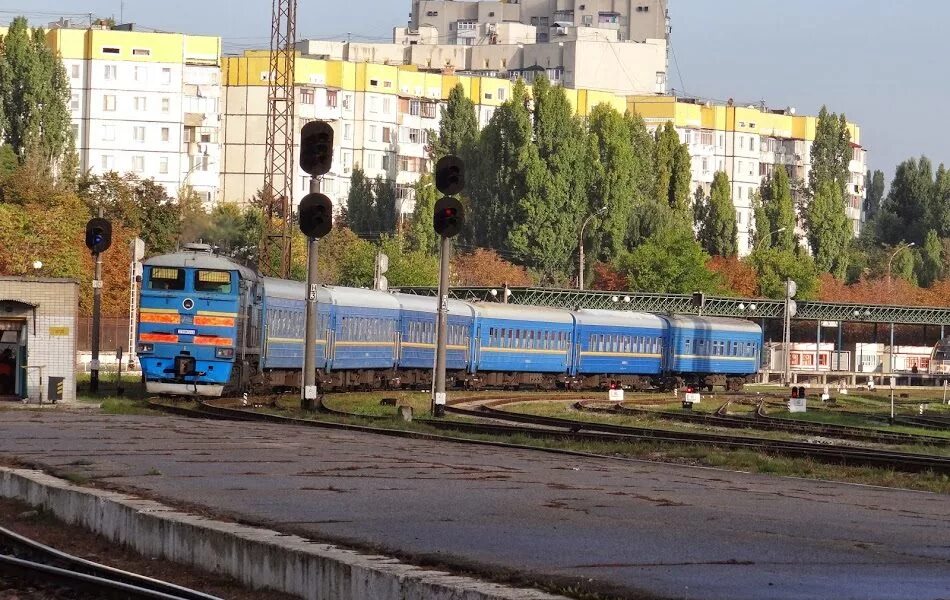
left=0, top=467, right=567, bottom=600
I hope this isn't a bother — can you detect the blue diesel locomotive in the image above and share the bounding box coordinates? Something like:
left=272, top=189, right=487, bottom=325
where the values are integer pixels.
left=136, top=245, right=762, bottom=396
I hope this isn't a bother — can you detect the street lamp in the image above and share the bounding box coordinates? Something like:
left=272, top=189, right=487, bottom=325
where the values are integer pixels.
left=886, top=242, right=915, bottom=284
left=578, top=205, right=607, bottom=291
left=754, top=226, right=786, bottom=251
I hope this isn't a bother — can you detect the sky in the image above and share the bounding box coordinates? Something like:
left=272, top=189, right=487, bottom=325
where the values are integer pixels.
left=1, top=0, right=946, bottom=179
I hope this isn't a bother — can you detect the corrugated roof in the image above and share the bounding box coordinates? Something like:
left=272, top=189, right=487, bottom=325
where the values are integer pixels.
left=471, top=302, right=575, bottom=324
left=574, top=308, right=666, bottom=329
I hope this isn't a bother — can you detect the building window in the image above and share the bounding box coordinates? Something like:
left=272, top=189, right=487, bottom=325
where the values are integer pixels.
left=369, top=97, right=379, bottom=113
left=382, top=97, right=392, bottom=114
left=366, top=152, right=379, bottom=170
left=326, top=90, right=338, bottom=107
left=409, top=100, right=420, bottom=116
left=370, top=79, right=378, bottom=87
left=368, top=125, right=378, bottom=142
left=342, top=150, right=351, bottom=174
left=70, top=93, right=80, bottom=110
left=104, top=64, right=117, bottom=80
left=159, top=157, right=168, bottom=174
left=738, top=135, right=743, bottom=148
left=132, top=48, right=150, bottom=56
left=344, top=123, right=352, bottom=141
left=102, top=47, right=119, bottom=55
left=101, top=154, right=114, bottom=170
left=161, top=97, right=170, bottom=113
left=71, top=64, right=80, bottom=78
left=300, top=88, right=314, bottom=104
left=408, top=128, right=422, bottom=144
left=132, top=156, right=144, bottom=173
left=749, top=137, right=755, bottom=151
left=382, top=152, right=395, bottom=172
left=133, top=126, right=145, bottom=142
left=161, top=67, right=171, bottom=84
left=161, top=127, right=170, bottom=142
left=103, top=95, right=116, bottom=111
left=421, top=102, right=436, bottom=119
left=342, top=94, right=351, bottom=110
left=134, top=66, right=147, bottom=82
left=382, top=127, right=392, bottom=143
left=183, top=127, right=195, bottom=143
left=134, top=96, right=147, bottom=111
left=101, top=125, right=115, bottom=141
left=71, top=123, right=79, bottom=139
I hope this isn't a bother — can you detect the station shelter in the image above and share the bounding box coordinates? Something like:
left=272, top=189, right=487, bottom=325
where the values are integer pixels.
left=0, top=277, right=79, bottom=403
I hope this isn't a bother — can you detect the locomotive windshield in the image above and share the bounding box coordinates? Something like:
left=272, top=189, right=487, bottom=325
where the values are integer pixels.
left=148, top=267, right=185, bottom=290
left=195, top=270, right=233, bottom=294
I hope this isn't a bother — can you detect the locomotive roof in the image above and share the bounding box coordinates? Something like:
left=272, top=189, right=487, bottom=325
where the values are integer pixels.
left=390, top=293, right=476, bottom=318
left=144, top=249, right=258, bottom=280
left=666, top=314, right=761, bottom=334
left=573, top=308, right=666, bottom=329
left=262, top=280, right=400, bottom=310
left=471, top=302, right=575, bottom=324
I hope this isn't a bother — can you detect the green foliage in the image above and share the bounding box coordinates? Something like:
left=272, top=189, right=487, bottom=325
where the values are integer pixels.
left=918, top=230, right=942, bottom=288
left=407, top=174, right=438, bottom=254
left=748, top=247, right=819, bottom=300
left=615, top=225, right=721, bottom=294
left=878, top=156, right=935, bottom=246
left=345, top=167, right=377, bottom=236
left=0, top=145, right=16, bottom=177
left=865, top=169, right=885, bottom=220
left=372, top=175, right=398, bottom=233
left=197, top=203, right=262, bottom=263
left=628, top=197, right=675, bottom=248
left=806, top=178, right=851, bottom=278
left=808, top=106, right=851, bottom=197
left=698, top=171, right=737, bottom=257
left=429, top=83, right=478, bottom=162
left=0, top=17, right=73, bottom=168
left=586, top=104, right=633, bottom=260
left=77, top=172, right=183, bottom=255
left=377, top=235, right=439, bottom=287
left=760, top=166, right=796, bottom=252
left=652, top=122, right=691, bottom=218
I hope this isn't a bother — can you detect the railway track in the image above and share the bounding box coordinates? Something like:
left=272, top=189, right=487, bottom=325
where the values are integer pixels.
left=578, top=399, right=950, bottom=446
left=0, top=525, right=219, bottom=600
left=147, top=396, right=950, bottom=474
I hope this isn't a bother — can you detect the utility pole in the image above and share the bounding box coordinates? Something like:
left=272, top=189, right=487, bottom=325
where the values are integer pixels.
left=85, top=214, right=112, bottom=394
left=578, top=206, right=606, bottom=291
left=431, top=156, right=466, bottom=417
left=298, top=121, right=334, bottom=409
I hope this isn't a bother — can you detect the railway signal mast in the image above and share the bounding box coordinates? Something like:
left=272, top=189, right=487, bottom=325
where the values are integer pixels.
left=432, top=156, right=466, bottom=417
left=259, top=0, right=297, bottom=278
left=298, top=121, right=334, bottom=408
left=85, top=216, right=113, bottom=394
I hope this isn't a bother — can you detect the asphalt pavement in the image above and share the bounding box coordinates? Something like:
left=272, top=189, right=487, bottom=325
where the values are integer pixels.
left=0, top=409, right=946, bottom=600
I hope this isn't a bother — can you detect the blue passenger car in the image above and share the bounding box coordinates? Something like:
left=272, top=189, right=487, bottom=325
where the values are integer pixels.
left=572, top=309, right=666, bottom=388
left=138, top=244, right=256, bottom=396
left=260, top=278, right=331, bottom=371
left=328, top=287, right=401, bottom=372
left=392, top=293, right=476, bottom=386
left=472, top=303, right=574, bottom=387
left=663, top=315, right=762, bottom=390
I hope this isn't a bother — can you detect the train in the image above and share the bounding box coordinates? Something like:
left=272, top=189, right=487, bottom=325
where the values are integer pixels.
left=135, top=244, right=763, bottom=397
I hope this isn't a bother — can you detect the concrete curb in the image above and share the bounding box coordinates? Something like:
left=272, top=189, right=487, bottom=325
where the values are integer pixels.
left=0, top=468, right=567, bottom=600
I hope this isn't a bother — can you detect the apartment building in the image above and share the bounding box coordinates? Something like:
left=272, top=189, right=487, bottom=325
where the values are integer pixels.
left=410, top=0, right=668, bottom=44
left=628, top=96, right=867, bottom=255
left=45, top=23, right=222, bottom=205
left=220, top=52, right=626, bottom=211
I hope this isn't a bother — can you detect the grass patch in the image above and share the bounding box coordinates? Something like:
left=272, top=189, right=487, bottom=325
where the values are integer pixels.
left=95, top=398, right=158, bottom=416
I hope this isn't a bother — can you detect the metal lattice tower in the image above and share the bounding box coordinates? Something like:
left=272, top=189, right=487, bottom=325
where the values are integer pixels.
left=259, top=0, right=297, bottom=278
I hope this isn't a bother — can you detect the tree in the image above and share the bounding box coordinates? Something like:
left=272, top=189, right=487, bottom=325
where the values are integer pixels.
left=750, top=191, right=769, bottom=250
left=808, top=106, right=851, bottom=197
left=429, top=83, right=478, bottom=162
left=652, top=122, right=691, bottom=218
left=587, top=104, right=635, bottom=260
left=614, top=225, right=721, bottom=294
left=707, top=256, right=758, bottom=297
left=377, top=235, right=439, bottom=287
left=865, top=169, right=885, bottom=220
left=453, top=249, right=533, bottom=286
left=761, top=166, right=796, bottom=252
left=917, top=229, right=942, bottom=288
left=749, top=247, right=819, bottom=300
left=698, top=171, right=737, bottom=256
left=372, top=175, right=398, bottom=234
left=0, top=18, right=72, bottom=166
left=406, top=174, right=438, bottom=254
left=806, top=178, right=851, bottom=278
left=345, top=167, right=375, bottom=236
left=506, top=76, right=588, bottom=281
left=879, top=156, right=935, bottom=246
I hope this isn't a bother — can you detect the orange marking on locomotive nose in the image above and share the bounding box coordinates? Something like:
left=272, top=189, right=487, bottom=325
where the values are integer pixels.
left=194, top=335, right=233, bottom=346
left=194, top=316, right=235, bottom=327
left=140, top=332, right=179, bottom=343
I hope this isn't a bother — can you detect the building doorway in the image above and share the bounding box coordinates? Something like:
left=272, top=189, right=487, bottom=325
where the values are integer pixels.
left=0, top=319, right=26, bottom=400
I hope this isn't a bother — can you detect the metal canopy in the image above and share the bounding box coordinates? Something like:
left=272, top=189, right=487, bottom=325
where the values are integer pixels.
left=396, top=287, right=950, bottom=326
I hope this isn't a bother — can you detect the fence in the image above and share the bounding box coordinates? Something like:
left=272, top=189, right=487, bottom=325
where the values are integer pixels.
left=76, top=317, right=132, bottom=354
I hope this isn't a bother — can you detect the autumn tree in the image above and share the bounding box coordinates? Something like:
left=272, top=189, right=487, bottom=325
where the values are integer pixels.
left=453, top=248, right=533, bottom=286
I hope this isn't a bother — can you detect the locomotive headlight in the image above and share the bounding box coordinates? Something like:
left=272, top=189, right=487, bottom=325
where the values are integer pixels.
left=137, top=343, right=154, bottom=353
left=215, top=347, right=235, bottom=359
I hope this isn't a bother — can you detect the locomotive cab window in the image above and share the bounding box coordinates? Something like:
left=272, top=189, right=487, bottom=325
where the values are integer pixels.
left=196, top=270, right=233, bottom=293
left=148, top=267, right=185, bottom=290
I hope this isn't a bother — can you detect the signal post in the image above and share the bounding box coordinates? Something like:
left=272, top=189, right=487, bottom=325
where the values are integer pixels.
left=432, top=156, right=465, bottom=417
left=298, top=121, right=334, bottom=409
left=85, top=215, right=113, bottom=394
